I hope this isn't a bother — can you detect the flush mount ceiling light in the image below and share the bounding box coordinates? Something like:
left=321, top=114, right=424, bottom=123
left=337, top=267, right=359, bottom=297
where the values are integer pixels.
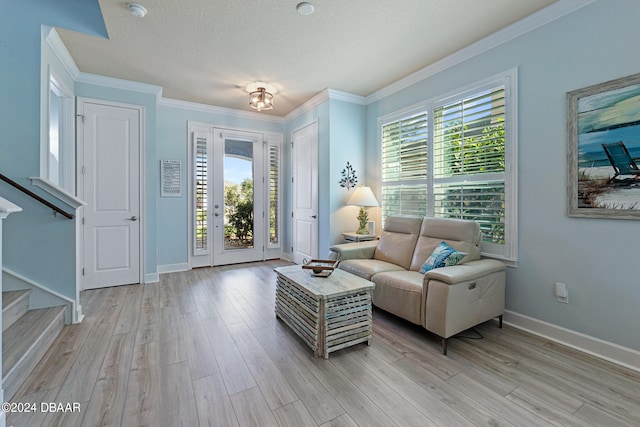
left=246, top=82, right=276, bottom=112
left=296, top=2, right=315, bottom=16
left=127, top=3, right=147, bottom=17
left=249, top=87, right=273, bottom=111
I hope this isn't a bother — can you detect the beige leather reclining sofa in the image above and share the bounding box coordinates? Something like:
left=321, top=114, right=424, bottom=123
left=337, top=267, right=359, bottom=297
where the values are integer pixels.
left=330, top=215, right=506, bottom=354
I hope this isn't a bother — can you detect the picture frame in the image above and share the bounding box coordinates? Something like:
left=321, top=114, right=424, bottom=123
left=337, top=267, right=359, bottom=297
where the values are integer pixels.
left=567, top=72, right=640, bottom=219
left=160, top=159, right=182, bottom=197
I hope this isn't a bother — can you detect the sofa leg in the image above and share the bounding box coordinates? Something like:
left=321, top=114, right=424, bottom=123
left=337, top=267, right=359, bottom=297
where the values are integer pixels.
left=498, top=315, right=503, bottom=329
left=441, top=337, right=448, bottom=355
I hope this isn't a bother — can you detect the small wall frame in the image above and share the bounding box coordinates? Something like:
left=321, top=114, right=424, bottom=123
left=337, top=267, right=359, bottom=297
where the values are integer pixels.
left=160, top=159, right=182, bottom=197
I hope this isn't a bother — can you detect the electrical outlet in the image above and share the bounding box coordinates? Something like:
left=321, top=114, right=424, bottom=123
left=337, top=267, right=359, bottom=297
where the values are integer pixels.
left=555, top=282, right=568, bottom=304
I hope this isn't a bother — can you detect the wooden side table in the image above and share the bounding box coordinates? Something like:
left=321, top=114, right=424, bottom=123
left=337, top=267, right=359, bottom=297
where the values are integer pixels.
left=274, top=265, right=375, bottom=359
left=342, top=232, right=377, bottom=242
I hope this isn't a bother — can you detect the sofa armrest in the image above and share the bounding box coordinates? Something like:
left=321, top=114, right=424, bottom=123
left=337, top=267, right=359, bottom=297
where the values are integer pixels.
left=423, top=269, right=506, bottom=339
left=330, top=240, right=378, bottom=261
left=424, top=259, right=505, bottom=284
left=423, top=260, right=506, bottom=338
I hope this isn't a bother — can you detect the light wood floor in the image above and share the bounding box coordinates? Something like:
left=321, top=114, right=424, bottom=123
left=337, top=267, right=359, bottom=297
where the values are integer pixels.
left=8, top=260, right=640, bottom=427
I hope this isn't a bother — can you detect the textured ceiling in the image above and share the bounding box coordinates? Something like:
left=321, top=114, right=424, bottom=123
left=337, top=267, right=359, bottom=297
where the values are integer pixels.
left=57, top=0, right=556, bottom=116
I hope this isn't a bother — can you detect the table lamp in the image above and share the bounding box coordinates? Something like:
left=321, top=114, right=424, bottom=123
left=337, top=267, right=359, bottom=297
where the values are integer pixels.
left=347, top=186, right=379, bottom=235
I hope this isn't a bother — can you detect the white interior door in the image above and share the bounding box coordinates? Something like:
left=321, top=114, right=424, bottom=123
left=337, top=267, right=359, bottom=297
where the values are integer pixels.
left=292, top=122, right=318, bottom=264
left=211, top=129, right=265, bottom=265
left=78, top=100, right=141, bottom=289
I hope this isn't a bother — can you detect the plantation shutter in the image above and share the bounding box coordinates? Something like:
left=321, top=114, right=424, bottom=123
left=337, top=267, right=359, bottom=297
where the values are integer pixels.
left=268, top=144, right=280, bottom=245
left=193, top=132, right=209, bottom=255
left=381, top=112, right=428, bottom=222
left=432, top=86, right=506, bottom=245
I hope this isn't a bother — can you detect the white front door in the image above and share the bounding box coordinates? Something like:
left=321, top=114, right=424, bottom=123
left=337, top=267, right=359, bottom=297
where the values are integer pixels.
left=212, top=129, right=265, bottom=265
left=189, top=124, right=281, bottom=268
left=78, top=99, right=142, bottom=289
left=292, top=122, right=318, bottom=264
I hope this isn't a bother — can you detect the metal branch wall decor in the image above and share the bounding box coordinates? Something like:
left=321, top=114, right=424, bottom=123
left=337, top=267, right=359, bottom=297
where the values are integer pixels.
left=339, top=162, right=358, bottom=189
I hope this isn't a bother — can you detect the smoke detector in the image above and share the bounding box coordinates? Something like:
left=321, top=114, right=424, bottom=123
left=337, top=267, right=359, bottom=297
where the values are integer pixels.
left=296, top=2, right=314, bottom=16
left=127, top=3, right=147, bottom=18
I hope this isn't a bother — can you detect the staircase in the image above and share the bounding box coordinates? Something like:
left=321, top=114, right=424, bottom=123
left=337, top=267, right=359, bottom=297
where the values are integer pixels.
left=2, top=290, right=65, bottom=401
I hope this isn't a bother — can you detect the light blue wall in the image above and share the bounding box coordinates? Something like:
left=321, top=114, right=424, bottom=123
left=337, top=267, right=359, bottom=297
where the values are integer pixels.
left=155, top=106, right=190, bottom=268
left=155, top=104, right=284, bottom=268
left=366, top=0, right=640, bottom=351
left=281, top=98, right=366, bottom=259
left=329, top=99, right=368, bottom=246
left=0, top=1, right=106, bottom=301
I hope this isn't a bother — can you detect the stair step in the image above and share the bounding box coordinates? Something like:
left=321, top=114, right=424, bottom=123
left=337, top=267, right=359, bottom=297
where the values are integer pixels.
left=2, top=306, right=65, bottom=401
left=2, top=290, right=31, bottom=332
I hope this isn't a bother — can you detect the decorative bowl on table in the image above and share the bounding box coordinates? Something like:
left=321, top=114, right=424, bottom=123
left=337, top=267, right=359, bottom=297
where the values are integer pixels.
left=301, top=259, right=338, bottom=277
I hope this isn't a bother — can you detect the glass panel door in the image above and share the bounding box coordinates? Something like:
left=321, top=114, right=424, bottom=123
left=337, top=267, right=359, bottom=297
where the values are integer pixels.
left=213, top=130, right=264, bottom=265
left=223, top=139, right=254, bottom=250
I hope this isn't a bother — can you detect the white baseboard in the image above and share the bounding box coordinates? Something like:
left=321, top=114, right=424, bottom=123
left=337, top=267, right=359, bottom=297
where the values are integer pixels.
left=144, top=273, right=159, bottom=284
left=281, top=253, right=295, bottom=263
left=504, top=310, right=640, bottom=373
left=75, top=304, right=84, bottom=324
left=157, top=263, right=190, bottom=274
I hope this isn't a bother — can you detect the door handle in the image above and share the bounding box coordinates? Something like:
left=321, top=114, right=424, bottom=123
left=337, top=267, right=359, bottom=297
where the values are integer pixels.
left=128, top=216, right=138, bottom=221
left=311, top=215, right=317, bottom=219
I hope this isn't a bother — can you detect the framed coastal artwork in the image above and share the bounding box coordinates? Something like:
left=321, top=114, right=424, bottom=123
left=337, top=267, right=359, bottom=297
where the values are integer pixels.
left=567, top=72, right=640, bottom=219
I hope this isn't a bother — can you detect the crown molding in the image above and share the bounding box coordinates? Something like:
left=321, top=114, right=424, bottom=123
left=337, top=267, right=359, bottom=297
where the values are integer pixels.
left=43, top=26, right=81, bottom=80
left=366, top=0, right=597, bottom=104
left=327, top=89, right=367, bottom=105
left=284, top=89, right=330, bottom=121
left=75, top=72, right=164, bottom=100
left=158, top=97, right=285, bottom=124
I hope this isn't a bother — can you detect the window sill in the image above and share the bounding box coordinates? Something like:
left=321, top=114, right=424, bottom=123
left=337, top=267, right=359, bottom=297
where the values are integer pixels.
left=482, top=253, right=517, bottom=268
left=0, top=196, right=23, bottom=219
left=29, top=177, right=86, bottom=210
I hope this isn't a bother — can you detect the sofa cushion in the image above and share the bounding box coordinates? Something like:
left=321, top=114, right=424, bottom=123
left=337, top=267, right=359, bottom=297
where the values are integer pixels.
left=373, top=215, right=422, bottom=270
left=410, top=217, right=481, bottom=271
left=421, top=217, right=482, bottom=244
left=339, top=258, right=406, bottom=281
left=371, top=270, right=424, bottom=325
left=419, top=241, right=467, bottom=273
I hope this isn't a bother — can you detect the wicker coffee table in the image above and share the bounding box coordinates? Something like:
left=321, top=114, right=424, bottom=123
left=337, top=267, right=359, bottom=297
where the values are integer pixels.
left=274, top=265, right=375, bottom=359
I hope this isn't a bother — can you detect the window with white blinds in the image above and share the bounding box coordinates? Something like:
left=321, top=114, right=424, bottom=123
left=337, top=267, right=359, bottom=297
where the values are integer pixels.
left=379, top=70, right=517, bottom=261
left=381, top=113, right=429, bottom=219
left=433, top=86, right=507, bottom=247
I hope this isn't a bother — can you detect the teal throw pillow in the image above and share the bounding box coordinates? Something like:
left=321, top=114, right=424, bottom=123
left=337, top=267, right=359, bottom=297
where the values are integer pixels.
left=445, top=251, right=467, bottom=266
left=419, top=241, right=467, bottom=273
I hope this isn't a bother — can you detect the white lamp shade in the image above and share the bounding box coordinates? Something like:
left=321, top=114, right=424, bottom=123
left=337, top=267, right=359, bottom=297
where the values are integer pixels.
left=347, top=186, right=379, bottom=207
